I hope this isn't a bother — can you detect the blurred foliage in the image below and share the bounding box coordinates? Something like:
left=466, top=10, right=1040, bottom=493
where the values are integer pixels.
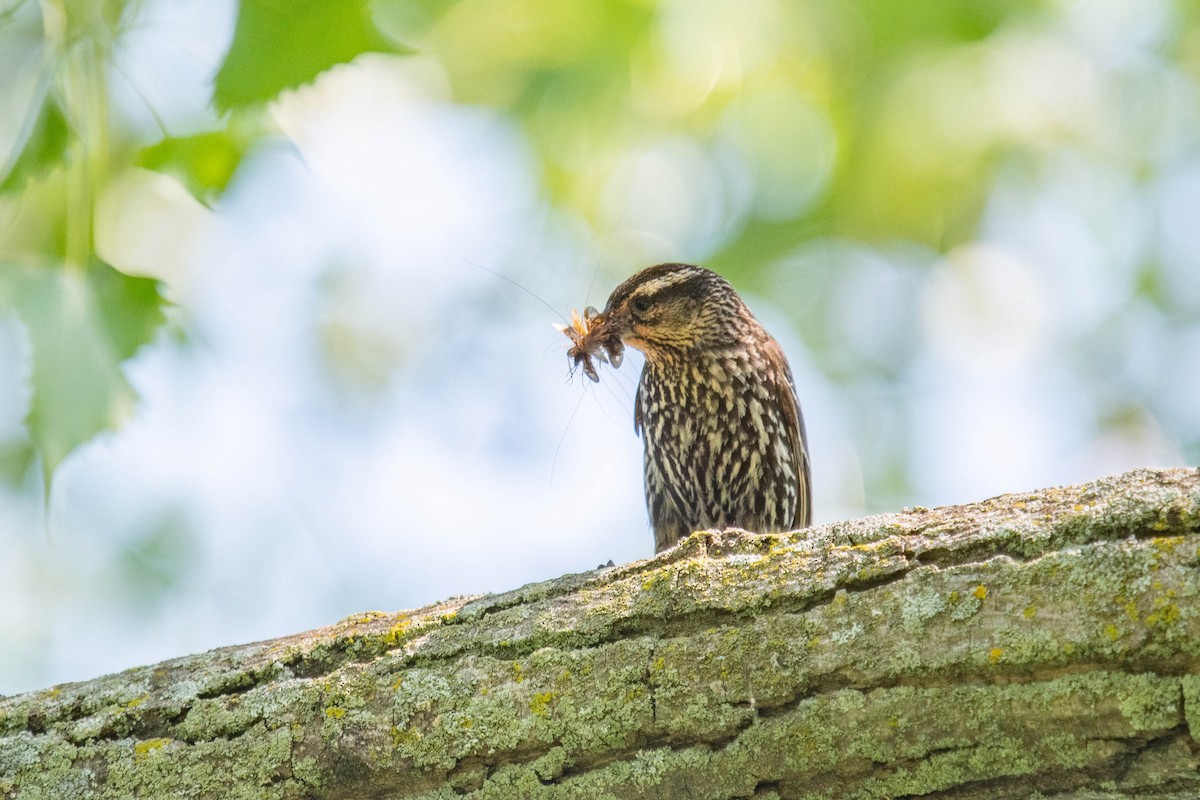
left=112, top=507, right=202, bottom=608
left=213, top=0, right=407, bottom=111
left=0, top=260, right=163, bottom=488
left=0, top=0, right=410, bottom=491
left=1, top=0, right=1199, bottom=501
left=135, top=130, right=249, bottom=206
left=0, top=93, right=70, bottom=195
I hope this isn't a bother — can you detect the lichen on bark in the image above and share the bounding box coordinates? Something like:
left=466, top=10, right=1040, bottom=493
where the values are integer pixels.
left=2, top=467, right=1199, bottom=799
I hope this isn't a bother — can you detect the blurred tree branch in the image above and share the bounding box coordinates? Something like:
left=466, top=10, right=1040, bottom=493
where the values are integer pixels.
left=2, top=467, right=1199, bottom=799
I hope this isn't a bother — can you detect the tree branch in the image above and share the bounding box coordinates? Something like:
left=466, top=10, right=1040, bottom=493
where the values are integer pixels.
left=3, top=467, right=1200, bottom=799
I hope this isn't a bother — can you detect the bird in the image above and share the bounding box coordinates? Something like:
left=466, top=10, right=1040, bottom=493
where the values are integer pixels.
left=573, top=263, right=812, bottom=553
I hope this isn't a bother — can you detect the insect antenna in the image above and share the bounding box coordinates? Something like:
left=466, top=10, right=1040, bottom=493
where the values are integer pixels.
left=583, top=208, right=627, bottom=310
left=452, top=251, right=571, bottom=327
left=595, top=376, right=635, bottom=421
left=601, top=362, right=638, bottom=404
left=550, top=387, right=588, bottom=487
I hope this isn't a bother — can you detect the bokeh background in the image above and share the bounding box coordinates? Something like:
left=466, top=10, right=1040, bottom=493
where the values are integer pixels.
left=2, top=0, right=1198, bottom=695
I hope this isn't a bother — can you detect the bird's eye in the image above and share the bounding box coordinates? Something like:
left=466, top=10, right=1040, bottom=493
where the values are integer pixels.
left=631, top=295, right=652, bottom=314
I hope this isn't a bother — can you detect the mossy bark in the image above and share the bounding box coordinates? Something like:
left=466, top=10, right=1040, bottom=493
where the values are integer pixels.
left=3, top=467, right=1200, bottom=799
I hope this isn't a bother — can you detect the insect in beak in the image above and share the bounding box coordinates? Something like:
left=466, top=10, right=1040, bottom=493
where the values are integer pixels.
left=555, top=306, right=625, bottom=382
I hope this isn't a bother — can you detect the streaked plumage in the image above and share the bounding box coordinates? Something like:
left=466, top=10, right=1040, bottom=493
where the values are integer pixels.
left=572, top=263, right=812, bottom=552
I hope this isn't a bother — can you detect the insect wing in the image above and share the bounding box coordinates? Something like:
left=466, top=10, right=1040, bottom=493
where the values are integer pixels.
left=608, top=339, right=624, bottom=368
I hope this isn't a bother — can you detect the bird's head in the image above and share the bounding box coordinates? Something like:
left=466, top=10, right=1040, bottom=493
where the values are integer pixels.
left=589, top=263, right=749, bottom=360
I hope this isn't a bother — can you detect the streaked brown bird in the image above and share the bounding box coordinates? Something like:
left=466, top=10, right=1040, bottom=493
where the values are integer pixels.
left=573, top=263, right=812, bottom=553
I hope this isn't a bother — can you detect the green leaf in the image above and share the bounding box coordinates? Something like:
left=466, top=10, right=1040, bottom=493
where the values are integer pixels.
left=0, top=439, right=37, bottom=486
left=0, top=94, right=72, bottom=194
left=0, top=260, right=165, bottom=487
left=136, top=130, right=248, bottom=205
left=213, top=0, right=408, bottom=112
left=90, top=259, right=169, bottom=359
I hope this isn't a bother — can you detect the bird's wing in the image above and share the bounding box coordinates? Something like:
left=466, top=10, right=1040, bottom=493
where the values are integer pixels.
left=634, top=378, right=644, bottom=436
left=764, top=338, right=812, bottom=528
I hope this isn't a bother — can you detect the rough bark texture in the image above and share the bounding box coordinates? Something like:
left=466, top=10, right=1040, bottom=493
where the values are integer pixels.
left=2, top=467, right=1200, bottom=800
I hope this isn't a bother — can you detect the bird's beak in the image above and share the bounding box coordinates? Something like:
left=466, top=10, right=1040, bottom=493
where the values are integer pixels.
left=600, top=303, right=650, bottom=356
left=593, top=305, right=631, bottom=340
